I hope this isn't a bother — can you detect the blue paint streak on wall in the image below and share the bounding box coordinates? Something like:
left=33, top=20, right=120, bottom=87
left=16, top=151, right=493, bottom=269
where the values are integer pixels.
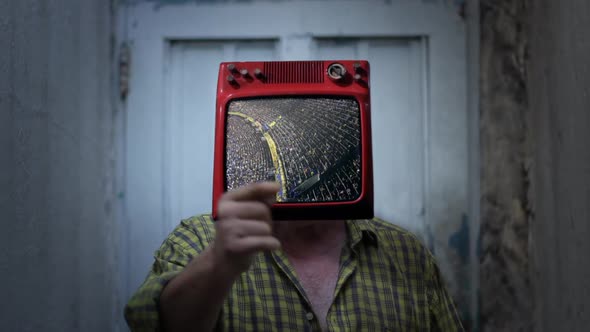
left=448, top=214, right=470, bottom=264
left=477, top=224, right=482, bottom=259
left=426, top=224, right=436, bottom=255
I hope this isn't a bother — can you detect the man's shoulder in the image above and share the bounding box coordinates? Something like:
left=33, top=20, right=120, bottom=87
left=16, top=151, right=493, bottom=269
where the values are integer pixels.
left=367, top=217, right=426, bottom=246
left=164, top=214, right=215, bottom=254
left=180, top=213, right=215, bottom=228
left=178, top=214, right=216, bottom=239
left=367, top=217, right=416, bottom=234
left=364, top=217, right=434, bottom=268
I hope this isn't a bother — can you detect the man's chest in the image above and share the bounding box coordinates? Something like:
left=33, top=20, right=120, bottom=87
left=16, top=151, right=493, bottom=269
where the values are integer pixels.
left=221, top=251, right=428, bottom=332
left=290, top=256, right=341, bottom=323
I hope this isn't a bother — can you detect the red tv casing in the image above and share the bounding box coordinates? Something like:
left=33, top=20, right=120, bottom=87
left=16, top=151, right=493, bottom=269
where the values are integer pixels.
left=212, top=60, right=373, bottom=220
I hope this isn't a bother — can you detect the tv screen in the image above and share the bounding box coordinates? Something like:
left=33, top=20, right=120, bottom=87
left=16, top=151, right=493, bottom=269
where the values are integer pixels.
left=225, top=96, right=362, bottom=203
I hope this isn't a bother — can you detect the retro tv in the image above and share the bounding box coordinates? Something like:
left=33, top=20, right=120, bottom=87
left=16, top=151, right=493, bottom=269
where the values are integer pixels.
left=212, top=60, right=373, bottom=220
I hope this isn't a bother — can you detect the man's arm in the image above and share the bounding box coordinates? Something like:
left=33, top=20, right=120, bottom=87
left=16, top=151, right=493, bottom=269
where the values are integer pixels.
left=123, top=220, right=202, bottom=331
left=158, top=245, right=236, bottom=331
left=124, top=182, right=281, bottom=332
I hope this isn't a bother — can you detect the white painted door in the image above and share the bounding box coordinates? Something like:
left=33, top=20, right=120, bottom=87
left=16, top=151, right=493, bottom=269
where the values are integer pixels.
left=165, top=40, right=278, bottom=230
left=314, top=38, right=426, bottom=235
left=118, top=0, right=473, bottom=328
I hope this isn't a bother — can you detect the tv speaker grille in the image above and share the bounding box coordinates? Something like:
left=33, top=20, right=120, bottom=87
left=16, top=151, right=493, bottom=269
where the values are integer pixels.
left=263, top=61, right=324, bottom=84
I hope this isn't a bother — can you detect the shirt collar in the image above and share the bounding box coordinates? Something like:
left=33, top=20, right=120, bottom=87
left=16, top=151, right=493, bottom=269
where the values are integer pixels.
left=345, top=219, right=379, bottom=250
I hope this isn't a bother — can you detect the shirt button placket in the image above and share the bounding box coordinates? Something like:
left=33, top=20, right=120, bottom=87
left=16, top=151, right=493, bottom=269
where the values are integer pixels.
left=305, top=311, right=317, bottom=332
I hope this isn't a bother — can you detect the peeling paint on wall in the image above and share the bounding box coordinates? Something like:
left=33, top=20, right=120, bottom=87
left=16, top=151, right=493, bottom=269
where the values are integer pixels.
left=449, top=214, right=470, bottom=264
left=480, top=0, right=532, bottom=331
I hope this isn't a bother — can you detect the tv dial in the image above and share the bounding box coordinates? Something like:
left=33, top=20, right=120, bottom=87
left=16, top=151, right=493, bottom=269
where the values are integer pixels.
left=327, top=63, right=347, bottom=80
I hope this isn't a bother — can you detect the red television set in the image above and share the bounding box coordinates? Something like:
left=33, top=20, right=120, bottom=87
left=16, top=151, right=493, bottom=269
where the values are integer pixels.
left=212, top=60, right=373, bottom=220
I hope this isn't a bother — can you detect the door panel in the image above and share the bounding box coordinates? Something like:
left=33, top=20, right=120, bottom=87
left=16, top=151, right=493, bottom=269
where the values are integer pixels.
left=315, top=38, right=425, bottom=236
left=166, top=41, right=277, bottom=231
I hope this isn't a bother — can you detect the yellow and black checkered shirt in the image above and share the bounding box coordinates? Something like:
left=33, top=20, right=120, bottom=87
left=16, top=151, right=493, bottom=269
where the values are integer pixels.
left=125, top=215, right=464, bottom=331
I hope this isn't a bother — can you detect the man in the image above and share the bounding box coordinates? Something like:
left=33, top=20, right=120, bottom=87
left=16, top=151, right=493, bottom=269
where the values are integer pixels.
left=125, top=182, right=464, bottom=331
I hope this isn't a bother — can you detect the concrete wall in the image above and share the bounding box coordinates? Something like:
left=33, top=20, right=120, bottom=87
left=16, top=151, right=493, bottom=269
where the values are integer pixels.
left=528, top=0, right=590, bottom=331
left=480, top=0, right=590, bottom=331
left=0, top=1, right=119, bottom=331
left=479, top=1, right=532, bottom=330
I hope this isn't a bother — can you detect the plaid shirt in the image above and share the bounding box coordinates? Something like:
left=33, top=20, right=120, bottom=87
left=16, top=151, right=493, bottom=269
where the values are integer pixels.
left=125, top=215, right=464, bottom=331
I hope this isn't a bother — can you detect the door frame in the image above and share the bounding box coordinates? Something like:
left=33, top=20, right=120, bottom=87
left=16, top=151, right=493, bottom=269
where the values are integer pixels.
left=114, top=0, right=478, bottom=328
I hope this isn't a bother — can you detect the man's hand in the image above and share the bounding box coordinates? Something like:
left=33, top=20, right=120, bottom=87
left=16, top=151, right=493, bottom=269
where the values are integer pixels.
left=211, top=182, right=281, bottom=277
left=159, top=182, right=281, bottom=331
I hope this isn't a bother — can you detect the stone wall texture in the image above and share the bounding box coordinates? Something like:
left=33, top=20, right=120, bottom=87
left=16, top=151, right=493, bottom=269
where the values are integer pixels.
left=479, top=0, right=532, bottom=331
left=480, top=0, right=590, bottom=331
left=0, top=1, right=119, bottom=331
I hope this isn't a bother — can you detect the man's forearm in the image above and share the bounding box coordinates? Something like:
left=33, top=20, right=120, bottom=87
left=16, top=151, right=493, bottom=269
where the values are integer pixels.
left=159, top=246, right=236, bottom=332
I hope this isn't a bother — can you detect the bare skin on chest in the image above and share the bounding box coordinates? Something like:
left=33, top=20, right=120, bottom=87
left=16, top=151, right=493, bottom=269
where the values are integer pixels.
left=289, top=252, right=341, bottom=326
left=275, top=220, right=346, bottom=330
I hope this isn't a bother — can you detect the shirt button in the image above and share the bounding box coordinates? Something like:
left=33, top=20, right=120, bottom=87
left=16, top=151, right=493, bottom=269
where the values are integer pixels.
left=306, top=312, right=314, bottom=321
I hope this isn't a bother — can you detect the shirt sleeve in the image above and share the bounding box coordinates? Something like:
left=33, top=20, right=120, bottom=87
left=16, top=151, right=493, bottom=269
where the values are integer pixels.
left=124, top=216, right=212, bottom=331
left=426, top=253, right=466, bottom=332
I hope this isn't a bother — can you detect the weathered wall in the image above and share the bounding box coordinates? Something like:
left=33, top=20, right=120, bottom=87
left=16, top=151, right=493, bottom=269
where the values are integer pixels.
left=0, top=1, right=119, bottom=331
left=479, top=0, right=532, bottom=330
left=528, top=0, right=590, bottom=331
left=481, top=0, right=590, bottom=331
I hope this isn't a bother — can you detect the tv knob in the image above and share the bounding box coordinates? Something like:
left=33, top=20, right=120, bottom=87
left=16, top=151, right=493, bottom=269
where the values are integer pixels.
left=227, top=75, right=239, bottom=87
left=327, top=63, right=347, bottom=80
left=254, top=68, right=264, bottom=78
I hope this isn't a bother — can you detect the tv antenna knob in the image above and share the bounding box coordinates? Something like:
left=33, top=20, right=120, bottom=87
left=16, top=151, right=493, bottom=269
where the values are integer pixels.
left=327, top=63, right=347, bottom=80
